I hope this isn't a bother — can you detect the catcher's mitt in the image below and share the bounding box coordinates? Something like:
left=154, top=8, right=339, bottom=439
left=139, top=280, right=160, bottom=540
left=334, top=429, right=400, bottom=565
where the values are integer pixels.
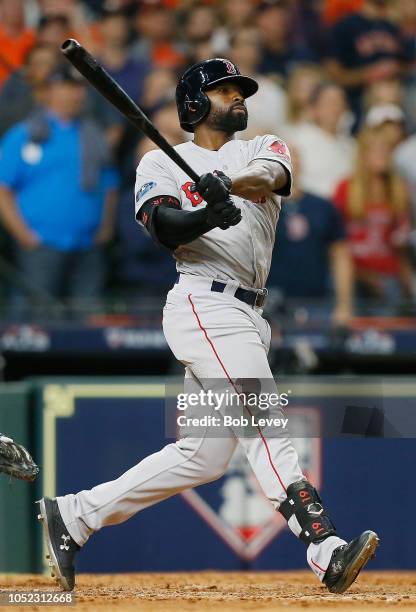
left=0, top=434, right=39, bottom=481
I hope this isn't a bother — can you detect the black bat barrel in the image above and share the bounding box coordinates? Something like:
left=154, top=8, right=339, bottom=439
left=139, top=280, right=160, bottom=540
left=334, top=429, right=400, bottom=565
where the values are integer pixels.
left=61, top=39, right=199, bottom=182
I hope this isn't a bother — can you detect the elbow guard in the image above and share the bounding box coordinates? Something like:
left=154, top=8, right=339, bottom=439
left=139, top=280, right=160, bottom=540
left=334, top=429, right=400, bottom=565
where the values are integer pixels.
left=136, top=195, right=181, bottom=249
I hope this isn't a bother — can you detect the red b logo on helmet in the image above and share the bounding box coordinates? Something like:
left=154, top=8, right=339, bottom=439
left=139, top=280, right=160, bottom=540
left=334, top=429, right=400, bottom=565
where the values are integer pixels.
left=224, top=60, right=236, bottom=75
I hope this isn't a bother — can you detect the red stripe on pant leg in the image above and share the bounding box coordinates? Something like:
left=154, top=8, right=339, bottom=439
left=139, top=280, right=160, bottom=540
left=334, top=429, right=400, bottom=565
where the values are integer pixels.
left=187, top=293, right=287, bottom=494
left=311, top=558, right=327, bottom=573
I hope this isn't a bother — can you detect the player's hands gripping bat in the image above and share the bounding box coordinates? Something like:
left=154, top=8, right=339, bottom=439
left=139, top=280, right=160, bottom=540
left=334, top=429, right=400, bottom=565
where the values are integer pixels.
left=191, top=172, right=231, bottom=204
left=191, top=172, right=241, bottom=229
left=206, top=197, right=242, bottom=230
left=0, top=434, right=39, bottom=481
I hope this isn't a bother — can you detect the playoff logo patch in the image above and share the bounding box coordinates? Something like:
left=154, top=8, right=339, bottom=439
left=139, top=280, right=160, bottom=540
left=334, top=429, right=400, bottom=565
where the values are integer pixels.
left=136, top=181, right=157, bottom=203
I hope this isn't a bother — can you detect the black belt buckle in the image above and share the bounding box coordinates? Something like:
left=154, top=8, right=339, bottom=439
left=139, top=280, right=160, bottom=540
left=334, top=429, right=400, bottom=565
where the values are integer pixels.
left=254, top=288, right=268, bottom=308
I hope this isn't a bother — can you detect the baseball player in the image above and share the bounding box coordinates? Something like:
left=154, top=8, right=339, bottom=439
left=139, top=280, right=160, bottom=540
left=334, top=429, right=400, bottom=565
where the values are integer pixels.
left=37, top=59, right=379, bottom=593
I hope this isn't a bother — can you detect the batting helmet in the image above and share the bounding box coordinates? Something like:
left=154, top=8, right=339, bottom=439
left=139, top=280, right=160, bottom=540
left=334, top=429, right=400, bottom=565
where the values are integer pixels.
left=176, top=58, right=258, bottom=133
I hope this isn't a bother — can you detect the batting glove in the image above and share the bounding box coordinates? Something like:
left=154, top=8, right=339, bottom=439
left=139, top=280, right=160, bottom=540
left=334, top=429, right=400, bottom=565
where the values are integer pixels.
left=191, top=172, right=232, bottom=204
left=206, top=197, right=242, bottom=230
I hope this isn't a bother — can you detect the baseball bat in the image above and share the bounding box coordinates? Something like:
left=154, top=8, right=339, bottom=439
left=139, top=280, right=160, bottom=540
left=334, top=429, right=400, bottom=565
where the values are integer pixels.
left=61, top=39, right=200, bottom=183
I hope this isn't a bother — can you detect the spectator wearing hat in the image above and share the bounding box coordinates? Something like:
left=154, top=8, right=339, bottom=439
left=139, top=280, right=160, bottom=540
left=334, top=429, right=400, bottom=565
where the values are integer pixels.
left=0, top=67, right=119, bottom=311
left=364, top=103, right=406, bottom=148
left=362, top=76, right=416, bottom=139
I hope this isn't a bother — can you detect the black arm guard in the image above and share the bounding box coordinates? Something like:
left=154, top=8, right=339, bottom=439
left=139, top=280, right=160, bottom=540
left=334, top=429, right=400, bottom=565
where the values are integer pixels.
left=137, top=195, right=212, bottom=250
left=138, top=194, right=241, bottom=250
left=137, top=195, right=181, bottom=249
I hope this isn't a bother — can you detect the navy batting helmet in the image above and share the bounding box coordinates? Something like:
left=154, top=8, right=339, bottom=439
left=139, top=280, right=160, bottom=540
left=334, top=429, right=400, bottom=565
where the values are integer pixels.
left=176, top=58, right=258, bottom=133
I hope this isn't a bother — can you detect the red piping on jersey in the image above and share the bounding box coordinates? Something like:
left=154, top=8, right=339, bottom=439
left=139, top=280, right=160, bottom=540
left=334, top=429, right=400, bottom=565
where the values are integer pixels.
left=311, top=558, right=327, bottom=573
left=187, top=293, right=287, bottom=494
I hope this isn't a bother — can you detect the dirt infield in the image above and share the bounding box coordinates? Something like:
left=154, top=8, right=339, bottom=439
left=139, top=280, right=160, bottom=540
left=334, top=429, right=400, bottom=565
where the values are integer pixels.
left=1, top=572, right=416, bottom=611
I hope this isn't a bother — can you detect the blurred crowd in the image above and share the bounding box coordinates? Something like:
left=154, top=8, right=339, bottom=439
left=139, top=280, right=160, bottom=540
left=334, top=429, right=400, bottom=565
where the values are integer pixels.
left=0, top=0, right=415, bottom=323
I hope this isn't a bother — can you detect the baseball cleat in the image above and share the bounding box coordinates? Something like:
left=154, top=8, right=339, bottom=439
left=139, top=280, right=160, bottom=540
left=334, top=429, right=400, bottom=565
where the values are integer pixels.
left=323, top=530, right=379, bottom=594
left=37, top=497, right=80, bottom=591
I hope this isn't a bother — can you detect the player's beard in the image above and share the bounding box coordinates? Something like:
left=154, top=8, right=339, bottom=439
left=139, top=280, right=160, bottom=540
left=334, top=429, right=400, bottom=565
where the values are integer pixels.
left=206, top=105, right=248, bottom=133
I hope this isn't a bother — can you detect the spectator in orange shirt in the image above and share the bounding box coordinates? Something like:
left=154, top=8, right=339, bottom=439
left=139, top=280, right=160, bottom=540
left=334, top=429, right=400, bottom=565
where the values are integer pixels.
left=0, top=0, right=35, bottom=88
left=333, top=127, right=413, bottom=304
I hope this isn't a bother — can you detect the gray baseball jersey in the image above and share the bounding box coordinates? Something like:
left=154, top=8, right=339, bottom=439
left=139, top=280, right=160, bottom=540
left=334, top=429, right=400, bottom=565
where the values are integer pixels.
left=134, top=135, right=292, bottom=289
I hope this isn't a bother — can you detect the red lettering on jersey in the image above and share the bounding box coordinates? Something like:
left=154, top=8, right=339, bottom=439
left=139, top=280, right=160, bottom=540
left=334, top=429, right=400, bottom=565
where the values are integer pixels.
left=181, top=181, right=203, bottom=207
left=268, top=140, right=288, bottom=156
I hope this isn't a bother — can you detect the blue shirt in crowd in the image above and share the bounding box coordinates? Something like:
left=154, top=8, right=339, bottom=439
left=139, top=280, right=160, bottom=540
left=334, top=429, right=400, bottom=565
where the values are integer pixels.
left=0, top=113, right=118, bottom=251
left=327, top=12, right=404, bottom=70
left=104, top=57, right=149, bottom=106
left=327, top=11, right=404, bottom=119
left=268, top=193, right=346, bottom=298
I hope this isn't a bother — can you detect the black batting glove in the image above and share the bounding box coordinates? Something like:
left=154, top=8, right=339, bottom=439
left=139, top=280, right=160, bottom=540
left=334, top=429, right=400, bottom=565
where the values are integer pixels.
left=206, top=197, right=242, bottom=230
left=213, top=170, right=232, bottom=191
left=191, top=172, right=232, bottom=205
